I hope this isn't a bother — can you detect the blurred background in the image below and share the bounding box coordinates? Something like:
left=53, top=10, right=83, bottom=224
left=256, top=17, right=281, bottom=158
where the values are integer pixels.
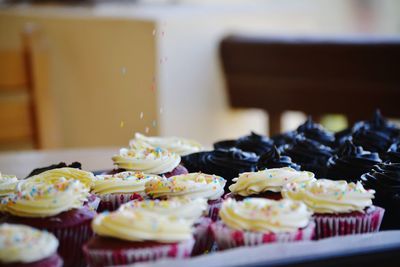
left=0, top=0, right=400, bottom=151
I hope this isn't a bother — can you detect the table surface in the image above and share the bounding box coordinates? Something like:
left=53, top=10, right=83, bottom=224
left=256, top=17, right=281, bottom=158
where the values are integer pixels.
left=0, top=147, right=118, bottom=178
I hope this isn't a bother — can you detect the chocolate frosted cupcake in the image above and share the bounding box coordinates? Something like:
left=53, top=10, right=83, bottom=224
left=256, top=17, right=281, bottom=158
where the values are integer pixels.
left=361, top=163, right=400, bottom=229
left=0, top=224, right=62, bottom=267
left=214, top=132, right=273, bottom=155
left=354, top=110, right=400, bottom=139
left=182, top=148, right=258, bottom=187
left=385, top=142, right=400, bottom=163
left=296, top=117, right=335, bottom=147
left=282, top=135, right=333, bottom=177
left=257, top=146, right=300, bottom=171
left=327, top=140, right=382, bottom=182
left=270, top=130, right=297, bottom=148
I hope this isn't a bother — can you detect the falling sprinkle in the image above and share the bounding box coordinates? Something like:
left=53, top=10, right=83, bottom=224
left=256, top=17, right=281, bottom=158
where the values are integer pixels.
left=159, top=59, right=163, bottom=64
left=159, top=108, right=163, bottom=114
left=140, top=112, right=144, bottom=119
left=121, top=67, right=127, bottom=75
left=120, top=121, right=124, bottom=128
left=161, top=31, right=165, bottom=37
left=164, top=57, right=168, bottom=62
left=152, top=120, right=157, bottom=127
left=152, top=29, right=156, bottom=36
left=145, top=127, right=150, bottom=133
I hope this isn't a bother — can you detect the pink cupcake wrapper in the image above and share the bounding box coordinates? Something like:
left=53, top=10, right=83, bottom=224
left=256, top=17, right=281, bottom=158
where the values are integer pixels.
left=192, top=217, right=214, bottom=256
left=50, top=220, right=93, bottom=267
left=83, top=237, right=195, bottom=267
left=314, top=206, right=385, bottom=240
left=97, top=193, right=145, bottom=212
left=207, top=199, right=222, bottom=221
left=211, top=221, right=315, bottom=250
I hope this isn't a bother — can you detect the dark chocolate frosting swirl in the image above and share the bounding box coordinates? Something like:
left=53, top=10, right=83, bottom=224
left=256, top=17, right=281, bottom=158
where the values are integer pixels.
left=257, top=146, right=300, bottom=171
left=282, top=135, right=333, bottom=177
left=327, top=140, right=381, bottom=182
left=385, top=142, right=400, bottom=163
left=297, top=117, right=335, bottom=147
left=270, top=130, right=297, bottom=148
left=213, top=132, right=273, bottom=155
left=354, top=110, right=400, bottom=138
left=361, top=162, right=400, bottom=229
left=352, top=127, right=393, bottom=153
left=181, top=148, right=259, bottom=187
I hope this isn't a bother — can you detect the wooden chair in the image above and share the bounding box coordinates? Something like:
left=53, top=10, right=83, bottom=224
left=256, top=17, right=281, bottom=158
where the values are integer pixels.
left=0, top=25, right=59, bottom=150
left=220, top=35, right=400, bottom=136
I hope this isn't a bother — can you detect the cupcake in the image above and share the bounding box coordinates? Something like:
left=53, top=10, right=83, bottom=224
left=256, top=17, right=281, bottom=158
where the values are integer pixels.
left=214, top=132, right=274, bottom=155
left=119, top=197, right=212, bottom=256
left=270, top=130, right=297, bottom=149
left=282, top=135, right=333, bottom=177
left=228, top=167, right=315, bottom=200
left=257, top=146, right=300, bottom=171
left=112, top=140, right=188, bottom=177
left=145, top=172, right=226, bottom=221
left=26, top=162, right=82, bottom=178
left=296, top=117, right=335, bottom=147
left=353, top=110, right=400, bottom=140
left=133, top=132, right=203, bottom=156
left=282, top=179, right=384, bottom=239
left=92, top=171, right=160, bottom=211
left=83, top=209, right=195, bottom=267
left=361, top=163, right=400, bottom=230
left=182, top=148, right=258, bottom=187
left=0, top=223, right=62, bottom=267
left=1, top=178, right=96, bottom=267
left=352, top=127, right=394, bottom=154
left=211, top=198, right=315, bottom=250
left=327, top=140, right=382, bottom=182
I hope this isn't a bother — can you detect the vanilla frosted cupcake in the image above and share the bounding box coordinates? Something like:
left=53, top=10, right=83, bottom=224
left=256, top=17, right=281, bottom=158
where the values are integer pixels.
left=0, top=223, right=62, bottom=267
left=282, top=179, right=384, bottom=239
left=133, top=132, right=203, bottom=156
left=120, top=197, right=212, bottom=255
left=93, top=171, right=160, bottom=211
left=145, top=172, right=226, bottom=220
left=211, top=198, right=315, bottom=250
left=112, top=140, right=188, bottom=177
left=229, top=167, right=315, bottom=200
left=83, top=209, right=195, bottom=267
left=1, top=178, right=96, bottom=267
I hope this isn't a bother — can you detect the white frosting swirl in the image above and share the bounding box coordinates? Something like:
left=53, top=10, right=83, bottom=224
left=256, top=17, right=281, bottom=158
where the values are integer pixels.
left=145, top=173, right=226, bottom=200
left=133, top=133, right=203, bottom=156
left=0, top=173, right=18, bottom=197
left=219, top=198, right=312, bottom=233
left=0, top=224, right=58, bottom=263
left=93, top=171, right=160, bottom=195
left=92, top=209, right=193, bottom=243
left=2, top=177, right=89, bottom=217
left=282, top=179, right=375, bottom=213
left=119, top=197, right=208, bottom=223
left=112, top=141, right=181, bottom=174
left=229, top=167, right=315, bottom=196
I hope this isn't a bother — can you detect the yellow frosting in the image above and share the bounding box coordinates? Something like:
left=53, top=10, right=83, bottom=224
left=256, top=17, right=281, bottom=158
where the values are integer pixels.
left=229, top=167, right=315, bottom=196
left=112, top=140, right=181, bottom=174
left=282, top=179, right=375, bottom=213
left=0, top=173, right=19, bottom=197
left=0, top=223, right=58, bottom=264
left=119, top=197, right=208, bottom=223
left=92, top=209, right=193, bottom=243
left=24, top=167, right=95, bottom=189
left=93, top=171, right=160, bottom=195
left=219, top=198, right=312, bottom=233
left=133, top=132, right=203, bottom=156
left=1, top=177, right=89, bottom=218
left=145, top=172, right=226, bottom=200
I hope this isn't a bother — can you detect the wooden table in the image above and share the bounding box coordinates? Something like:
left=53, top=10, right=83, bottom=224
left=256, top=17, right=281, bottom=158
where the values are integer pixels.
left=0, top=147, right=117, bottom=178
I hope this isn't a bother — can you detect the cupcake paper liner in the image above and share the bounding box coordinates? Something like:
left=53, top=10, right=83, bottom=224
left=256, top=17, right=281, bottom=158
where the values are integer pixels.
left=314, top=206, right=385, bottom=240
left=97, top=193, right=145, bottom=212
left=83, top=237, right=195, bottom=267
left=192, top=217, right=214, bottom=256
left=211, top=221, right=315, bottom=250
left=51, top=219, right=94, bottom=267
left=207, top=198, right=222, bottom=221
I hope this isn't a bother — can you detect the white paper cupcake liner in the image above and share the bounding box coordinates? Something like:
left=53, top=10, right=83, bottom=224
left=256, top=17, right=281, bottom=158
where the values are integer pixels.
left=84, top=237, right=195, bottom=267
left=314, top=206, right=385, bottom=240
left=211, top=221, right=315, bottom=250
